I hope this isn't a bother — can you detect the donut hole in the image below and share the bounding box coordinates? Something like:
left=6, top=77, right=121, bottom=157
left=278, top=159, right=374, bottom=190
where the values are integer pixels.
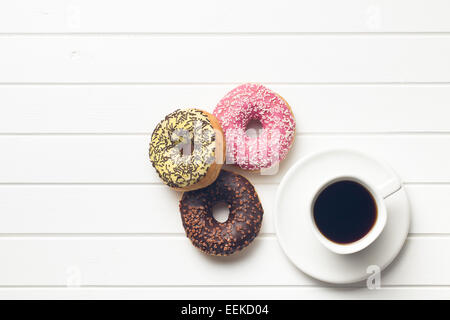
left=245, top=119, right=263, bottom=138
left=179, top=139, right=195, bottom=157
left=212, top=201, right=230, bottom=223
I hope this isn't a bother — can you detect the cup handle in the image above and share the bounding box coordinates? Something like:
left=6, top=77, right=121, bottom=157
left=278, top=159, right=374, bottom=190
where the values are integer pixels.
left=377, top=178, right=401, bottom=199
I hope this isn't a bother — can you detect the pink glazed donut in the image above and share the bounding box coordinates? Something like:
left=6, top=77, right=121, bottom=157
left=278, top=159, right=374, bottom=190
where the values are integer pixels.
left=213, top=83, right=296, bottom=171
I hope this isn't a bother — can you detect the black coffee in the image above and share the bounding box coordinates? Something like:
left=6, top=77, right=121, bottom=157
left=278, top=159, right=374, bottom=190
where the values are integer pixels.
left=313, top=180, right=377, bottom=244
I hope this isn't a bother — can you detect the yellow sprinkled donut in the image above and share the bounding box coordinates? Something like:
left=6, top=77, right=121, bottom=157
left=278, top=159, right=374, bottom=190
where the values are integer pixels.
left=149, top=108, right=225, bottom=191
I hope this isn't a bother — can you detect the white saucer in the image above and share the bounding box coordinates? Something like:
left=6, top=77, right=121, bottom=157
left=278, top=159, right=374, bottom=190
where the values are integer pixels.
left=274, top=149, right=410, bottom=284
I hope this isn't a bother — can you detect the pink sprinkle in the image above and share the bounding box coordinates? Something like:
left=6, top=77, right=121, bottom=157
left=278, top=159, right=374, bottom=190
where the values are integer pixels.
left=213, top=83, right=296, bottom=171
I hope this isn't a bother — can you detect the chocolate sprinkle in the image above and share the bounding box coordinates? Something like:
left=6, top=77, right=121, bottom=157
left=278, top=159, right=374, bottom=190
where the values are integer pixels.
left=179, top=170, right=263, bottom=256
left=149, top=109, right=216, bottom=188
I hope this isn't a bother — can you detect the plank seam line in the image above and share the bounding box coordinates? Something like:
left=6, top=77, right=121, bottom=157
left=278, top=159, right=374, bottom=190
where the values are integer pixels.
left=0, top=182, right=448, bottom=186
left=0, top=233, right=446, bottom=238
left=2, top=32, right=450, bottom=37
left=1, top=82, right=450, bottom=86
left=0, top=132, right=449, bottom=136
left=0, top=284, right=448, bottom=289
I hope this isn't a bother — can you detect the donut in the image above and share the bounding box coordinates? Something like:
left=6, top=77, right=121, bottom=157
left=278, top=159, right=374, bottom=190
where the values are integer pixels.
left=213, top=83, right=296, bottom=171
left=179, top=170, right=263, bottom=256
left=149, top=108, right=225, bottom=191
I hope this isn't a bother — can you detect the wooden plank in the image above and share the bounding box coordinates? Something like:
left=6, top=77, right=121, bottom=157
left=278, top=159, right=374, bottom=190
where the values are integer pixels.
left=1, top=85, right=450, bottom=134
left=0, top=287, right=449, bottom=300
left=404, top=185, right=450, bottom=234
left=1, top=36, right=450, bottom=83
left=223, top=135, right=450, bottom=184
left=0, top=184, right=447, bottom=234
left=0, top=237, right=446, bottom=286
left=0, top=135, right=449, bottom=183
left=1, top=1, right=450, bottom=33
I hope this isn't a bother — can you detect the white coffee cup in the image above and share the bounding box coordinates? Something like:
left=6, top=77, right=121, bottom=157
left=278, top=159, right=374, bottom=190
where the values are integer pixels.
left=309, top=175, right=400, bottom=255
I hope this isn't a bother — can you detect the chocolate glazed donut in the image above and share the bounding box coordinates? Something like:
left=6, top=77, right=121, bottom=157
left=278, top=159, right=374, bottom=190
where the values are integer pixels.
left=180, top=170, right=263, bottom=256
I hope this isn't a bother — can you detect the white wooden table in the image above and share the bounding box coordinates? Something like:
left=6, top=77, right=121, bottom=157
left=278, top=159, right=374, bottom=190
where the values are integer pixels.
left=0, top=0, right=450, bottom=299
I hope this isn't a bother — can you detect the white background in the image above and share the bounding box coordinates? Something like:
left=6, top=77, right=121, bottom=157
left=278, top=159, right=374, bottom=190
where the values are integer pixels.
left=0, top=0, right=450, bottom=299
